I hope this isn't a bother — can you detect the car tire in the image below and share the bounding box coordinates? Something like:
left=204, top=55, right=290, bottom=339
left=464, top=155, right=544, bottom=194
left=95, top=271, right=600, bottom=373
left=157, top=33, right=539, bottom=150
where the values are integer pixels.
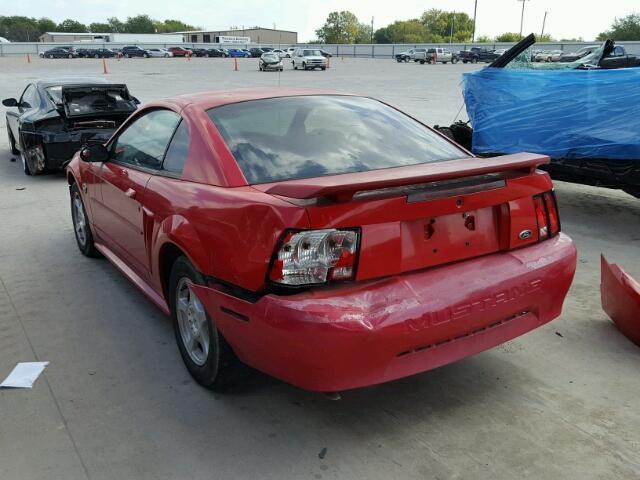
left=143, top=53, right=149, bottom=58
left=443, top=61, right=448, bottom=64
left=293, top=62, right=297, bottom=70
left=125, top=53, right=130, bottom=58
left=94, top=54, right=99, bottom=59
left=7, top=128, right=19, bottom=155
left=321, top=67, right=326, bottom=71
left=169, top=256, right=242, bottom=391
left=48, top=54, right=54, bottom=59
left=419, top=60, right=425, bottom=64
left=462, top=60, right=467, bottom=64
left=68, top=54, right=73, bottom=59
left=452, top=57, right=458, bottom=64
left=471, top=57, right=478, bottom=64
left=547, top=57, right=552, bottom=62
left=70, top=183, right=100, bottom=258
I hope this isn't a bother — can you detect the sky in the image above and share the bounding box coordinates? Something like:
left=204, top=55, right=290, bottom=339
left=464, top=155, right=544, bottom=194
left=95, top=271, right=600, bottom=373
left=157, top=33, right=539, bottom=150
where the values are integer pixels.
left=2, top=0, right=638, bottom=41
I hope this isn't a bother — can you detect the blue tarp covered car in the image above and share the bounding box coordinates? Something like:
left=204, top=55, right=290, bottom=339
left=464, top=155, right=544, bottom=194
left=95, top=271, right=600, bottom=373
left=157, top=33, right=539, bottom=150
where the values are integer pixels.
left=454, top=35, right=640, bottom=197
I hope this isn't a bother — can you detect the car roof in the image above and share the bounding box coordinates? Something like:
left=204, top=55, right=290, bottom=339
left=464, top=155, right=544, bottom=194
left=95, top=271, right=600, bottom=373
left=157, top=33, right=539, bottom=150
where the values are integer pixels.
left=36, top=77, right=109, bottom=88
left=147, top=87, right=352, bottom=111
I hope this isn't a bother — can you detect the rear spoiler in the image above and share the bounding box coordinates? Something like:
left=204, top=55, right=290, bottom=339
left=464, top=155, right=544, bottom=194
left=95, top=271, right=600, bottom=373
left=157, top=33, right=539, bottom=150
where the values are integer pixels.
left=260, top=153, right=549, bottom=200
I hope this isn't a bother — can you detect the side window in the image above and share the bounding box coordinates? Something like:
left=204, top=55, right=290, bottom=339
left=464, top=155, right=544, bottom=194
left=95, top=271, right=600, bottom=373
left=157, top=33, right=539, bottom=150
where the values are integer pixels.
left=162, top=120, right=190, bottom=174
left=20, top=85, right=38, bottom=109
left=112, top=109, right=180, bottom=170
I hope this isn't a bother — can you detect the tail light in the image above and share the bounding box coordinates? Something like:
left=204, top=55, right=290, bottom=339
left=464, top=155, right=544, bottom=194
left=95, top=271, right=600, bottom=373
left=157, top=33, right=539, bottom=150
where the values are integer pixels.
left=533, top=191, right=561, bottom=241
left=269, top=229, right=359, bottom=286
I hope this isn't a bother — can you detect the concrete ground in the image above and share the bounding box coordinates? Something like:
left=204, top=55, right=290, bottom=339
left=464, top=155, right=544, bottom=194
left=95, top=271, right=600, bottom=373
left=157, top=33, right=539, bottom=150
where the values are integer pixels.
left=0, top=56, right=639, bottom=480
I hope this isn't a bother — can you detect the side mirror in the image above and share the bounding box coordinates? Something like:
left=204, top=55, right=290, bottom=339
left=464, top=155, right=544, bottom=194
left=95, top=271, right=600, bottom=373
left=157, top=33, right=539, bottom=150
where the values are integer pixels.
left=80, top=143, right=110, bottom=162
left=2, top=98, right=18, bottom=107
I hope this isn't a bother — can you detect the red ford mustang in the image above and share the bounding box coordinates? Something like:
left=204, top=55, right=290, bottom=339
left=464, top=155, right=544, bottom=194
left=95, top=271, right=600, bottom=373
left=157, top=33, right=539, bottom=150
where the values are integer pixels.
left=66, top=88, right=577, bottom=392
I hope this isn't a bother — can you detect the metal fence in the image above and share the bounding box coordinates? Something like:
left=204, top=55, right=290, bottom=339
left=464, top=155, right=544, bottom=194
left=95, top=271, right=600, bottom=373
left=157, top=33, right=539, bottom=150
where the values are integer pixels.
left=2, top=41, right=640, bottom=57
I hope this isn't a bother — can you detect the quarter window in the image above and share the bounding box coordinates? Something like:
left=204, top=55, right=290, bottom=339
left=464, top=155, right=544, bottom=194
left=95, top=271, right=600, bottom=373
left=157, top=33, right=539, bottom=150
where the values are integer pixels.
left=112, top=109, right=181, bottom=170
left=162, top=120, right=190, bottom=174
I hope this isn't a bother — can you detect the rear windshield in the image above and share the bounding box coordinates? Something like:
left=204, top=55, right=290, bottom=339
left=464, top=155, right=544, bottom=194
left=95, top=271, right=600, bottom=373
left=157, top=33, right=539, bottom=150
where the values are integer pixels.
left=207, top=95, right=464, bottom=184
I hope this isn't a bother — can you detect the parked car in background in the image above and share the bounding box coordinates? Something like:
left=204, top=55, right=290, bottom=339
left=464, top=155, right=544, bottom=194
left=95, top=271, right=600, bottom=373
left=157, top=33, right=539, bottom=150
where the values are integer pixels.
left=147, top=48, right=172, bottom=57
left=249, top=47, right=264, bottom=57
left=121, top=46, right=151, bottom=58
left=41, top=47, right=77, bottom=59
left=259, top=52, right=284, bottom=71
left=558, top=45, right=599, bottom=62
left=285, top=47, right=297, bottom=57
left=426, top=48, right=458, bottom=64
left=261, top=47, right=274, bottom=52
left=205, top=48, right=228, bottom=57
left=534, top=50, right=563, bottom=62
left=228, top=48, right=250, bottom=58
left=190, top=48, right=209, bottom=57
left=493, top=48, right=508, bottom=57
left=65, top=88, right=576, bottom=392
left=81, top=48, right=117, bottom=59
left=167, top=46, right=192, bottom=57
left=410, top=48, right=430, bottom=63
left=291, top=48, right=327, bottom=70
left=272, top=48, right=287, bottom=58
left=3, top=77, right=138, bottom=175
left=459, top=47, right=500, bottom=64
left=395, top=48, right=415, bottom=62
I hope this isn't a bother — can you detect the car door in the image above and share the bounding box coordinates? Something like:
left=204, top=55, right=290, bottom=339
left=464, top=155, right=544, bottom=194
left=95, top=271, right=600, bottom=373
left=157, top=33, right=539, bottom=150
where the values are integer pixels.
left=92, top=109, right=182, bottom=278
left=8, top=84, right=39, bottom=148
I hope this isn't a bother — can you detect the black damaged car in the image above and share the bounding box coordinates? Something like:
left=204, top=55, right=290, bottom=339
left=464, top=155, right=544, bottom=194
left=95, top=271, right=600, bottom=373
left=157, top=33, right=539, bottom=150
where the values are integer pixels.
left=4, top=78, right=139, bottom=175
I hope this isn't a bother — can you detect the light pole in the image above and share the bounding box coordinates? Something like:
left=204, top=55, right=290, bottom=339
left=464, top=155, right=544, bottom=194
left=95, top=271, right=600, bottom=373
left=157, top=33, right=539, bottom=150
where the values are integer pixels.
left=541, top=11, right=548, bottom=38
left=371, top=17, right=374, bottom=44
left=472, top=0, right=478, bottom=43
left=517, top=0, right=530, bottom=39
left=450, top=11, right=455, bottom=44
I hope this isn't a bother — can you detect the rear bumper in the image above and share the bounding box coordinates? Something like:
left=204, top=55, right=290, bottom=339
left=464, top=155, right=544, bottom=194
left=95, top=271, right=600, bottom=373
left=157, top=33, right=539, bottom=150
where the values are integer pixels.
left=192, top=234, right=577, bottom=392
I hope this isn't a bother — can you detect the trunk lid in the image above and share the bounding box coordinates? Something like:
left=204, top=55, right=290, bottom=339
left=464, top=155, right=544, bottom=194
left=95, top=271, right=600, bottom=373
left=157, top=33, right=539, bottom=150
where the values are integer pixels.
left=259, top=153, right=554, bottom=282
left=60, top=84, right=137, bottom=119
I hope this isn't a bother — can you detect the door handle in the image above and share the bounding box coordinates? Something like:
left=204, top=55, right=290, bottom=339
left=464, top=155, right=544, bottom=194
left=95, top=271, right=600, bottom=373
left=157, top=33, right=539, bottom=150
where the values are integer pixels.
left=124, top=187, right=137, bottom=199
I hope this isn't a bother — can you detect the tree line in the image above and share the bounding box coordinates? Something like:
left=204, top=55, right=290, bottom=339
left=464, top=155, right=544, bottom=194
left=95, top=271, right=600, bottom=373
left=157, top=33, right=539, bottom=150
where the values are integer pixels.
left=0, top=15, right=198, bottom=41
left=315, top=10, right=640, bottom=44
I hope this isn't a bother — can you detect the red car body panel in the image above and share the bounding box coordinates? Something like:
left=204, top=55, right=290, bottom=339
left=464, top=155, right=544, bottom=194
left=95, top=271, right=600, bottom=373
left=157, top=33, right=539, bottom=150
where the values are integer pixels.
left=168, top=47, right=192, bottom=57
left=191, top=234, right=575, bottom=391
left=601, top=255, right=640, bottom=346
left=65, top=88, right=577, bottom=391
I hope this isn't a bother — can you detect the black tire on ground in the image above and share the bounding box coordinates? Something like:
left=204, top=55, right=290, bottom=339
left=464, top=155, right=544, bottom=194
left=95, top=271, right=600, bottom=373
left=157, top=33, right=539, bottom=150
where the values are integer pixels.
left=443, top=61, right=448, bottom=64
left=462, top=60, right=467, bottom=63
left=419, top=60, right=425, bottom=64
left=169, top=256, right=242, bottom=391
left=68, top=54, right=73, bottom=59
left=321, top=67, right=326, bottom=70
left=143, top=53, right=149, bottom=58
left=70, top=183, right=100, bottom=257
left=452, top=57, right=458, bottom=64
left=7, top=128, right=19, bottom=155
left=471, top=57, right=478, bottom=64
left=302, top=62, right=306, bottom=70
left=94, top=54, right=99, bottom=59
left=48, top=54, right=54, bottom=59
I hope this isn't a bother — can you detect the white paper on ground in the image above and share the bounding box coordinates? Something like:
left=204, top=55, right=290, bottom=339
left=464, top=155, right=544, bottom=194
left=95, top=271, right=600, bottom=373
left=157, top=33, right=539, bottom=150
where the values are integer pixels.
left=0, top=362, right=49, bottom=388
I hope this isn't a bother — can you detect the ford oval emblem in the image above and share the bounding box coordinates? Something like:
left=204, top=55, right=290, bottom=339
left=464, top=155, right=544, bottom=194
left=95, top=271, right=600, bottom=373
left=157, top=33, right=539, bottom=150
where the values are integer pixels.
left=519, top=229, right=533, bottom=240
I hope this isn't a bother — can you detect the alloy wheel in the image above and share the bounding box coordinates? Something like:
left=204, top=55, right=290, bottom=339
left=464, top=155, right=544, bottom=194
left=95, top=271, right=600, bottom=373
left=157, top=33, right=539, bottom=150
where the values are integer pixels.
left=72, top=192, right=87, bottom=246
left=175, top=278, right=210, bottom=367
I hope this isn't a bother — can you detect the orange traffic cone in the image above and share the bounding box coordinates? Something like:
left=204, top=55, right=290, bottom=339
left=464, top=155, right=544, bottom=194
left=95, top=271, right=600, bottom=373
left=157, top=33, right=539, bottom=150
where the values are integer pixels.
left=234, top=57, right=238, bottom=71
left=327, top=56, right=331, bottom=69
left=102, top=58, right=108, bottom=74
left=27, top=54, right=31, bottom=63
